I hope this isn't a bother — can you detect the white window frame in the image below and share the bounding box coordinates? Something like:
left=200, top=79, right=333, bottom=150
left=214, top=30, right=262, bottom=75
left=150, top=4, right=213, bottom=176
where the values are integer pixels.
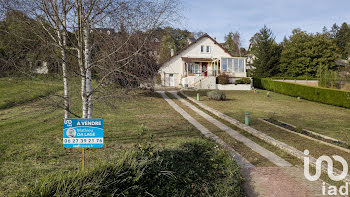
left=194, top=64, right=200, bottom=74
left=221, top=58, right=246, bottom=73
left=201, top=45, right=211, bottom=53
left=239, top=59, right=245, bottom=72
left=221, top=58, right=227, bottom=72
left=233, top=59, right=239, bottom=72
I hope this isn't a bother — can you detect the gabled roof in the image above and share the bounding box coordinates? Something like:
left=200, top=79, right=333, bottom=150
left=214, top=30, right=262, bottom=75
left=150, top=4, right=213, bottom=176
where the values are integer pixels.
left=162, top=34, right=233, bottom=64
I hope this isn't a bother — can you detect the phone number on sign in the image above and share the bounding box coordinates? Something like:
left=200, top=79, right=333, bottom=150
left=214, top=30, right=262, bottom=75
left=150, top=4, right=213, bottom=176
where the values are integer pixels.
left=63, top=138, right=103, bottom=144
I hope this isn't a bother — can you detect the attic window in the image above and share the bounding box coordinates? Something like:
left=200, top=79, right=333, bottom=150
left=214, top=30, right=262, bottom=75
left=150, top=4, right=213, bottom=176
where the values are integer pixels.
left=201, top=45, right=211, bottom=53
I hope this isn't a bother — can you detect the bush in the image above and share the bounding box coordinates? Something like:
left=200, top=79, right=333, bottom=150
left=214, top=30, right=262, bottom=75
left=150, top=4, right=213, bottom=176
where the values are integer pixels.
left=207, top=91, right=226, bottom=101
left=217, top=73, right=230, bottom=84
left=235, top=78, right=251, bottom=85
left=20, top=141, right=244, bottom=197
left=253, top=77, right=350, bottom=108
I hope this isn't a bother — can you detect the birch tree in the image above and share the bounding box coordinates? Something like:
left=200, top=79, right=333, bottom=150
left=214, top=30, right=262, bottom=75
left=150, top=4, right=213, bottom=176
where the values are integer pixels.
left=2, top=0, right=180, bottom=118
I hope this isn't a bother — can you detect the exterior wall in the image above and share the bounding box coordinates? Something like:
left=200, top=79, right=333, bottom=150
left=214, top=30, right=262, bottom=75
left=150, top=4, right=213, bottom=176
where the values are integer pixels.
left=182, top=75, right=205, bottom=87
left=195, top=76, right=217, bottom=89
left=159, top=36, right=246, bottom=87
left=217, top=84, right=252, bottom=90
left=183, top=37, right=232, bottom=59
left=33, top=61, right=49, bottom=74
left=273, top=79, right=319, bottom=87
left=229, top=77, right=251, bottom=83
left=160, top=56, right=183, bottom=87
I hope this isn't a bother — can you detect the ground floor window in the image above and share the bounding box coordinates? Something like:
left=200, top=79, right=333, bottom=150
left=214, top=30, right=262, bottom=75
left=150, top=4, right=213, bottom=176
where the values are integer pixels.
left=187, top=63, right=200, bottom=74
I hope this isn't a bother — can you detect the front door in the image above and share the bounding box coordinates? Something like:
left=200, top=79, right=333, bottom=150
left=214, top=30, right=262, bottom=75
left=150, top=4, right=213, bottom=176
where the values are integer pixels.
left=169, top=74, right=174, bottom=86
left=202, top=63, right=208, bottom=76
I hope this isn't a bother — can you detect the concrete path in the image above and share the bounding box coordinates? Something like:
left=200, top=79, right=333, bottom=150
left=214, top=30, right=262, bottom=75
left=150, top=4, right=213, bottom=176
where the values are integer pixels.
left=170, top=91, right=291, bottom=167
left=158, top=91, right=341, bottom=197
left=157, top=91, right=253, bottom=168
left=179, top=91, right=350, bottom=183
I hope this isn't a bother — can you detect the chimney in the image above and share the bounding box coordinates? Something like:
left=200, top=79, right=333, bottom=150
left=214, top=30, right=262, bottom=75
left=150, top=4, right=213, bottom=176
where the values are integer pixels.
left=170, top=48, right=174, bottom=57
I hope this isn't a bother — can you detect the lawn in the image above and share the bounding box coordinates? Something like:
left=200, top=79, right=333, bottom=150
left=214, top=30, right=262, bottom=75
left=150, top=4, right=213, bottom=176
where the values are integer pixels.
left=0, top=77, right=62, bottom=109
left=0, top=79, right=207, bottom=195
left=165, top=92, right=275, bottom=167
left=184, top=90, right=350, bottom=143
left=183, top=89, right=350, bottom=175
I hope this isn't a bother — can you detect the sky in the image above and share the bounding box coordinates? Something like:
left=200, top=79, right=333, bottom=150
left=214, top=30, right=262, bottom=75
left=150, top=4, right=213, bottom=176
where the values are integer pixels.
left=178, top=0, right=350, bottom=49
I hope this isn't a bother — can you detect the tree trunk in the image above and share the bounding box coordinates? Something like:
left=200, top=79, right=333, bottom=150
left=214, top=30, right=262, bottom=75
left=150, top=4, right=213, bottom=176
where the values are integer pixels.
left=76, top=0, right=89, bottom=119
left=79, top=48, right=88, bottom=119
left=55, top=4, right=69, bottom=119
left=84, top=26, right=93, bottom=119
left=62, top=9, right=69, bottom=119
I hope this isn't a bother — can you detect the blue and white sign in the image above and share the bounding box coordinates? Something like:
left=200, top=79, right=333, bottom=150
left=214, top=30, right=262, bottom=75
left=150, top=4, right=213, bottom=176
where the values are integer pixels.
left=63, top=119, right=104, bottom=148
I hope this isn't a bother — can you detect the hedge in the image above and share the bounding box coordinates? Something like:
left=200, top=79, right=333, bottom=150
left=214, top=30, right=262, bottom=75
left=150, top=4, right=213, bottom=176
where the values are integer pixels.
left=253, top=77, right=350, bottom=108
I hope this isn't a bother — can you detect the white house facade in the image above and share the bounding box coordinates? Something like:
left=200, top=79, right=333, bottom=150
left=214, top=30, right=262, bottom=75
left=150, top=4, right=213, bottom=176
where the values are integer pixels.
left=159, top=34, right=251, bottom=90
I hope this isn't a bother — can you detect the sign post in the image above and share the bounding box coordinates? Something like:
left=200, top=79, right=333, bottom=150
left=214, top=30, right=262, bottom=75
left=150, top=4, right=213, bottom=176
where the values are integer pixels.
left=63, top=119, right=104, bottom=171
left=82, top=148, right=84, bottom=172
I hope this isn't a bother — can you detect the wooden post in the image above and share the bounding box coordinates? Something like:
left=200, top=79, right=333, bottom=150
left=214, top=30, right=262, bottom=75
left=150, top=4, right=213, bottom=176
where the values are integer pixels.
left=82, top=148, right=85, bottom=172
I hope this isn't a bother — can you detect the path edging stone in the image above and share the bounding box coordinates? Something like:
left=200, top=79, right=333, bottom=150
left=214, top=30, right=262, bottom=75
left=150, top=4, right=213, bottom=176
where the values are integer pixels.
left=180, top=91, right=350, bottom=182
left=157, top=91, right=253, bottom=168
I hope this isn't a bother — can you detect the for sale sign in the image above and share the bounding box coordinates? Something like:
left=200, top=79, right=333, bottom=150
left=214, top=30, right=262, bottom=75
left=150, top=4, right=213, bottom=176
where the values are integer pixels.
left=63, top=119, right=104, bottom=148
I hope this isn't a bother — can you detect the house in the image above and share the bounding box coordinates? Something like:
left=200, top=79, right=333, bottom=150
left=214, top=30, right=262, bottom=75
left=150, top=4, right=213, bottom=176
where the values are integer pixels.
left=246, top=43, right=256, bottom=70
left=158, top=34, right=251, bottom=90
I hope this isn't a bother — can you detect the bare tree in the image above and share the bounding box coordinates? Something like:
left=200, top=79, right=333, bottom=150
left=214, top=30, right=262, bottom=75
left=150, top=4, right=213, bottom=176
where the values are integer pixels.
left=224, top=31, right=242, bottom=56
left=1, top=0, right=181, bottom=119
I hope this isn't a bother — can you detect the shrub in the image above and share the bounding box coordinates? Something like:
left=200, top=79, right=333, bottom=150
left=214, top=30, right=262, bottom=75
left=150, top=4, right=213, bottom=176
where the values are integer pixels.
left=217, top=73, right=230, bottom=84
left=253, top=77, right=350, bottom=108
left=207, top=91, right=226, bottom=101
left=235, top=78, right=251, bottom=85
left=155, top=73, right=162, bottom=84
left=20, top=140, right=244, bottom=197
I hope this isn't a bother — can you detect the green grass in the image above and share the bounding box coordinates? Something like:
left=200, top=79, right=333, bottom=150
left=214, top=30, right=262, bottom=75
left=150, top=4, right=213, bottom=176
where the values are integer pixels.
left=183, top=90, right=350, bottom=173
left=0, top=78, right=246, bottom=196
left=0, top=77, right=62, bottom=109
left=166, top=92, right=274, bottom=167
left=184, top=90, right=350, bottom=143
left=0, top=79, right=207, bottom=195
left=21, top=140, right=245, bottom=196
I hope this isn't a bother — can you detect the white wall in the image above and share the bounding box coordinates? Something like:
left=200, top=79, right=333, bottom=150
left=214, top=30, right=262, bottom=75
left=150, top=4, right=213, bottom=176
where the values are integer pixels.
left=196, top=76, right=217, bottom=89
left=160, top=57, right=183, bottom=87
left=183, top=37, right=232, bottom=58
left=217, top=84, right=252, bottom=90
left=159, top=36, right=234, bottom=87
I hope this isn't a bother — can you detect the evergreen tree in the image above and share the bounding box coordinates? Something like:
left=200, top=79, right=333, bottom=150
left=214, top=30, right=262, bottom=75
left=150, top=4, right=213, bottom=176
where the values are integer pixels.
left=159, top=27, right=192, bottom=63
left=250, top=25, right=282, bottom=77
left=224, top=31, right=241, bottom=56
left=279, top=29, right=339, bottom=77
left=335, top=23, right=350, bottom=59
